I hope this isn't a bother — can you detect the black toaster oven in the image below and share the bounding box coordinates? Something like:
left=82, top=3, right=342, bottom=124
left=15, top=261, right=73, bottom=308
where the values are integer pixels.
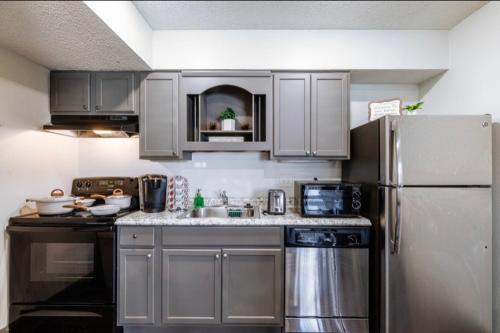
left=294, top=181, right=362, bottom=217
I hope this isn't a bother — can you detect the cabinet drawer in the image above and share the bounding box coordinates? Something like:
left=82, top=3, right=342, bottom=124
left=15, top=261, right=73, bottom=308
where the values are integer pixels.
left=120, top=227, right=155, bottom=247
left=163, top=227, right=282, bottom=247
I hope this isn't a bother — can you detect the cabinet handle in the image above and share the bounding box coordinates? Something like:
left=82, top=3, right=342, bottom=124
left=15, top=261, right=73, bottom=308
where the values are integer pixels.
left=83, top=104, right=88, bottom=110
left=223, top=253, right=228, bottom=258
left=147, top=253, right=152, bottom=259
left=305, top=151, right=310, bottom=156
left=215, top=254, right=220, bottom=259
left=132, top=234, right=137, bottom=239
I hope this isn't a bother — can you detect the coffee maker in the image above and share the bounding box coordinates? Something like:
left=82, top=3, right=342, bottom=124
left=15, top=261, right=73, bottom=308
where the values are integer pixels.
left=138, top=174, right=168, bottom=213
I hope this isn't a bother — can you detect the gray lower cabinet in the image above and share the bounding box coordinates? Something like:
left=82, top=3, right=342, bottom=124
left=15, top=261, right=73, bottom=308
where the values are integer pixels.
left=140, top=72, right=180, bottom=159
left=162, top=249, right=222, bottom=324
left=273, top=72, right=350, bottom=159
left=118, top=249, right=155, bottom=325
left=50, top=72, right=91, bottom=112
left=94, top=72, right=136, bottom=113
left=222, top=248, right=283, bottom=324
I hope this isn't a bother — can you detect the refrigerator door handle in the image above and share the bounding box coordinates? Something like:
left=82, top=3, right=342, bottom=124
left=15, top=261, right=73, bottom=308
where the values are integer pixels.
left=389, top=186, right=403, bottom=255
left=391, top=119, right=403, bottom=186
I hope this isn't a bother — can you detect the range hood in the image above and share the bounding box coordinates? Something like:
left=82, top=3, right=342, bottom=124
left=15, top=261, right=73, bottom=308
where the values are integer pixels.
left=43, top=115, right=139, bottom=138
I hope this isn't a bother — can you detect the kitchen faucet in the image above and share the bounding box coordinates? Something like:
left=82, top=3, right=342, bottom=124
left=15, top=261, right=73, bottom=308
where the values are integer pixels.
left=220, top=190, right=229, bottom=206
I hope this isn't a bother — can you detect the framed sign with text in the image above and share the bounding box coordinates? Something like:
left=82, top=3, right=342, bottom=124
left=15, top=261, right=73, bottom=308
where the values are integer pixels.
left=368, top=98, right=402, bottom=121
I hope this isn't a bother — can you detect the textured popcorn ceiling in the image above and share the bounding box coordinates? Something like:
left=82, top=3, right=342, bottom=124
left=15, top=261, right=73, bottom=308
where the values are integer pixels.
left=0, top=1, right=150, bottom=70
left=134, top=1, right=486, bottom=30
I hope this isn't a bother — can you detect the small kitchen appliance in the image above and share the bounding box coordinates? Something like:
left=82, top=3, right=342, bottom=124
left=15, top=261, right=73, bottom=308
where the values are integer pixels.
left=285, top=226, right=370, bottom=333
left=294, top=181, right=362, bottom=217
left=139, top=174, right=168, bottom=213
left=7, top=176, right=138, bottom=333
left=266, top=189, right=286, bottom=215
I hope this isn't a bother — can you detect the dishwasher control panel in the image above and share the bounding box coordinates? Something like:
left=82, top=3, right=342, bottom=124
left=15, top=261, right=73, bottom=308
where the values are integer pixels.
left=285, top=227, right=370, bottom=248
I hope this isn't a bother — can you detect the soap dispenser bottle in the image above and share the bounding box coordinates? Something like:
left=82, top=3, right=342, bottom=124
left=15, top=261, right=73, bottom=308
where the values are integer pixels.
left=194, top=189, right=204, bottom=209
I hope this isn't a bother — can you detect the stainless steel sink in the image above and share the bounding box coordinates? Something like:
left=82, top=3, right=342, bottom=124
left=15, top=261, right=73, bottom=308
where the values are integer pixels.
left=177, top=206, right=260, bottom=219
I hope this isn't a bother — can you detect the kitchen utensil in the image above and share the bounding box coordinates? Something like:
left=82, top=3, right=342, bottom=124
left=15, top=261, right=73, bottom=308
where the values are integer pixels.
left=91, top=188, right=131, bottom=209
left=265, top=189, right=286, bottom=215
left=75, top=198, right=96, bottom=207
left=63, top=204, right=121, bottom=216
left=139, top=174, right=168, bottom=213
left=29, top=189, right=76, bottom=216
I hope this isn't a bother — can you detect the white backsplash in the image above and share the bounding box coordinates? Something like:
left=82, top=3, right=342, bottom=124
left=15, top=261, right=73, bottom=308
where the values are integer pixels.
left=78, top=138, right=340, bottom=198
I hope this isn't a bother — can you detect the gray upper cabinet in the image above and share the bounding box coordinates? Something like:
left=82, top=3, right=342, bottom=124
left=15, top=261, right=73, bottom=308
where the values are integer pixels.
left=94, top=72, right=136, bottom=113
left=118, top=249, right=155, bottom=325
left=50, top=72, right=91, bottom=113
left=162, top=249, right=222, bottom=325
left=311, top=73, right=349, bottom=157
left=139, top=72, right=180, bottom=159
left=222, top=248, right=283, bottom=325
left=273, top=72, right=350, bottom=159
left=273, top=73, right=311, bottom=156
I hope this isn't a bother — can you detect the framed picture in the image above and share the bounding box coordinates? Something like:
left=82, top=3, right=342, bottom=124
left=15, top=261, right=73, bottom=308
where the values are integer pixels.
left=368, top=98, right=402, bottom=121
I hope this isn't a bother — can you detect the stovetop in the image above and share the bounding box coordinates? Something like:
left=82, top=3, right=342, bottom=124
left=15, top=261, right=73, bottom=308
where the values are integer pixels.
left=9, top=176, right=140, bottom=227
left=9, top=209, right=137, bottom=227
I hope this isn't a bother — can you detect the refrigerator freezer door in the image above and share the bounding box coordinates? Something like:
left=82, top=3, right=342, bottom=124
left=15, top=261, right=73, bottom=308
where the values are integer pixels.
left=392, top=115, right=492, bottom=186
left=387, top=187, right=492, bottom=333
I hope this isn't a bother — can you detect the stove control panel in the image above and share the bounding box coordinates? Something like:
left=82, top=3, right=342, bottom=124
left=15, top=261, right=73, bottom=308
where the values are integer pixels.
left=72, top=177, right=139, bottom=196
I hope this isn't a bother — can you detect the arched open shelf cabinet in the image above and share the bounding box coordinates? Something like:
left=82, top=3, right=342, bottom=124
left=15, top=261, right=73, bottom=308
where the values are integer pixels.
left=180, top=72, right=272, bottom=151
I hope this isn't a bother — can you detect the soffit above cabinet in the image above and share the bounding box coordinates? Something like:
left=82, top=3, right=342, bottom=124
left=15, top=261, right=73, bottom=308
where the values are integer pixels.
left=0, top=1, right=150, bottom=70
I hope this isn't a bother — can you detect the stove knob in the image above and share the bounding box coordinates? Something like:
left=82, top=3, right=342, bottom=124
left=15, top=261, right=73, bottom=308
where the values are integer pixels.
left=352, top=200, right=361, bottom=210
left=76, top=181, right=83, bottom=188
left=353, top=191, right=362, bottom=199
left=85, top=180, right=92, bottom=188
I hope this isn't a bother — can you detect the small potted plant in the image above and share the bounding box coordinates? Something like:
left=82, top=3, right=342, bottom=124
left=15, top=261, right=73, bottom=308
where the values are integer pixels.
left=403, top=101, right=423, bottom=115
left=220, top=107, right=236, bottom=131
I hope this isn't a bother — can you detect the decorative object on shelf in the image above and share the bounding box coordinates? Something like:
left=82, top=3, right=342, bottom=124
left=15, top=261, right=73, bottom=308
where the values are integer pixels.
left=208, top=136, right=245, bottom=143
left=220, top=107, right=236, bottom=131
left=403, top=101, right=424, bottom=115
left=209, top=121, right=218, bottom=130
left=240, top=121, right=251, bottom=131
left=368, top=98, right=402, bottom=121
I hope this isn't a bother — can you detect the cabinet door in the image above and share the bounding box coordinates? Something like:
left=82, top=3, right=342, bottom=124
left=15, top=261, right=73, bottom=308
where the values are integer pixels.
left=94, top=72, right=136, bottom=113
left=50, top=72, right=90, bottom=113
left=162, top=249, right=221, bottom=324
left=222, top=248, right=282, bottom=325
left=140, top=73, right=180, bottom=158
left=118, top=249, right=155, bottom=325
left=311, top=73, right=350, bottom=158
left=273, top=73, right=311, bottom=156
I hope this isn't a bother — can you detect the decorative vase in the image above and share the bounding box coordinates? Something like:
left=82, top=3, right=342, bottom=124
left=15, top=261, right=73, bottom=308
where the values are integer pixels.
left=222, top=119, right=235, bottom=131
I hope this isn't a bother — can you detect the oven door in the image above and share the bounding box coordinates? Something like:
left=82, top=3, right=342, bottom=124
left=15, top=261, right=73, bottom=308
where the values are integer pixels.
left=8, top=226, right=115, bottom=305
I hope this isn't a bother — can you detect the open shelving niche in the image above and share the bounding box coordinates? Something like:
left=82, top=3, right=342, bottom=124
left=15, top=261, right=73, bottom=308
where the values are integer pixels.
left=186, top=85, right=266, bottom=143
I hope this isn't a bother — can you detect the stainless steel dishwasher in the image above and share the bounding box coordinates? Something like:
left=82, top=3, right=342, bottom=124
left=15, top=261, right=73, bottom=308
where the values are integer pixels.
left=285, top=227, right=370, bottom=333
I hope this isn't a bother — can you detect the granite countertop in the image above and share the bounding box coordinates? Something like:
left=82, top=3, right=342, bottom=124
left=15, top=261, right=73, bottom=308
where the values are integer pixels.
left=116, top=206, right=371, bottom=227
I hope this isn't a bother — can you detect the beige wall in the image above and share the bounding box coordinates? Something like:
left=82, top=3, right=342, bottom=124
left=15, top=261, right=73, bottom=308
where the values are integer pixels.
left=0, top=47, right=78, bottom=329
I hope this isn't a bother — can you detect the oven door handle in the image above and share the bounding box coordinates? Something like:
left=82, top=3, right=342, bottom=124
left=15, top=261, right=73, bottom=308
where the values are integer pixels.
left=7, top=226, right=113, bottom=233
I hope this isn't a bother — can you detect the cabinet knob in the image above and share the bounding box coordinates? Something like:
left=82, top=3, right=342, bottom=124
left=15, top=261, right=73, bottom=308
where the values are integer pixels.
left=132, top=234, right=137, bottom=239
left=223, top=253, right=228, bottom=258
left=305, top=151, right=310, bottom=156
left=147, top=253, right=152, bottom=259
left=215, top=254, right=220, bottom=259
left=172, top=151, right=177, bottom=156
left=83, top=104, right=88, bottom=110
left=95, top=105, right=100, bottom=110
left=313, top=151, right=317, bottom=156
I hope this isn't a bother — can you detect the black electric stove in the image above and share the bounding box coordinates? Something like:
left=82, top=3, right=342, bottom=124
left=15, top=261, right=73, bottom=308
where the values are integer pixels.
left=7, top=177, right=137, bottom=333
left=9, top=176, right=139, bottom=227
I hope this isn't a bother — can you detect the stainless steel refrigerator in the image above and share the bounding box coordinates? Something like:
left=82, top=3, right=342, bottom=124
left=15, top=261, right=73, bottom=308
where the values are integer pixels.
left=343, top=115, right=492, bottom=333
